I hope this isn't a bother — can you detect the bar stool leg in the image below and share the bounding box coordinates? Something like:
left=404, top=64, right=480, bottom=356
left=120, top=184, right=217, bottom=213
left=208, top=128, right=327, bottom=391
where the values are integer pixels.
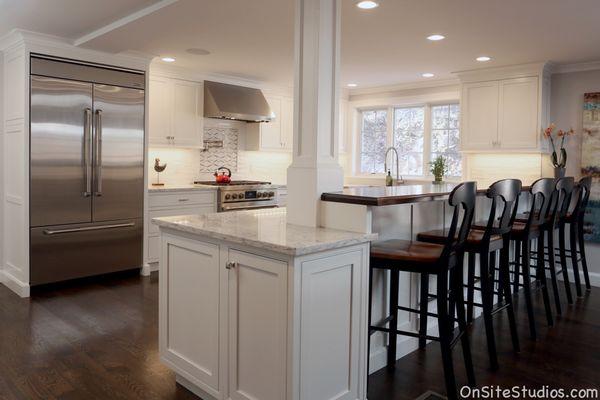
left=546, top=229, right=562, bottom=315
left=500, top=240, right=520, bottom=352
left=479, top=249, right=499, bottom=369
left=521, top=239, right=537, bottom=340
left=558, top=225, right=574, bottom=304
left=452, top=262, right=476, bottom=387
left=513, top=240, right=522, bottom=295
left=466, top=252, right=476, bottom=323
left=569, top=222, right=583, bottom=297
left=536, top=234, right=554, bottom=327
left=577, top=220, right=592, bottom=290
left=436, top=268, right=458, bottom=400
left=387, top=269, right=399, bottom=370
left=419, top=273, right=429, bottom=349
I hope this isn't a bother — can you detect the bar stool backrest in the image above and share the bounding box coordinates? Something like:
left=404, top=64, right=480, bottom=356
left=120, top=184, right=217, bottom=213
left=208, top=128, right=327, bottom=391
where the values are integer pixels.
left=574, top=176, right=593, bottom=221
left=553, top=177, right=575, bottom=225
left=483, top=179, right=522, bottom=238
left=442, top=181, right=477, bottom=259
left=525, top=178, right=556, bottom=230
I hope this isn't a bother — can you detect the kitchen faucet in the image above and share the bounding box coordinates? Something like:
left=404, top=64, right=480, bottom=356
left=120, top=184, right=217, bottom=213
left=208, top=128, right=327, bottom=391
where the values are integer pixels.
left=384, top=146, right=403, bottom=186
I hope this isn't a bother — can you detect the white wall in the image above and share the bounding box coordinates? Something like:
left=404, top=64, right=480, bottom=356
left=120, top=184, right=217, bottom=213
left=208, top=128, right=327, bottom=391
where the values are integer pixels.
left=0, top=51, right=4, bottom=281
left=551, top=69, right=600, bottom=279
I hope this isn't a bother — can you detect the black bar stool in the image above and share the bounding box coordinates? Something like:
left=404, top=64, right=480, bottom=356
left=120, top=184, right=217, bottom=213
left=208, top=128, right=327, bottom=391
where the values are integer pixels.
left=418, top=179, right=522, bottom=370
left=565, top=176, right=593, bottom=294
left=368, top=182, right=477, bottom=400
left=518, top=177, right=576, bottom=315
left=510, top=178, right=555, bottom=340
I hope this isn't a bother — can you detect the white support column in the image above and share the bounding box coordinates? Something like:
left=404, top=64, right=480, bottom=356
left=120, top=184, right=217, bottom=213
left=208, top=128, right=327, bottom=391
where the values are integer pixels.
left=286, top=0, right=344, bottom=227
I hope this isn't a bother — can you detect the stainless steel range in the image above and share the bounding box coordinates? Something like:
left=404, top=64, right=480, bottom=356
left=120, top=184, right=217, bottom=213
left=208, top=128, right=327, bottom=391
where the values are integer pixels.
left=194, top=180, right=280, bottom=212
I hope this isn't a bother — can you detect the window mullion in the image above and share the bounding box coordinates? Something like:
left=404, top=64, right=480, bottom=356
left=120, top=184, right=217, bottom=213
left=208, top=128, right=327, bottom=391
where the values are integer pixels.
left=387, top=106, right=394, bottom=148
left=423, top=104, right=432, bottom=177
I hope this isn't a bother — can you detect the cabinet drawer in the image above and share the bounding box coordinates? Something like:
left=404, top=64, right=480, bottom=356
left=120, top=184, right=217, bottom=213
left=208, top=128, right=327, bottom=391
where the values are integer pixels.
left=149, top=205, right=215, bottom=235
left=149, top=191, right=215, bottom=208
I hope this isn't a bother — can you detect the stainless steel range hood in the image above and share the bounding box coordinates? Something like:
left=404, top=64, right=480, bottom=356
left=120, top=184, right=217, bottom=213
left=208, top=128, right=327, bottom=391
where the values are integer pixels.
left=204, top=80, right=274, bottom=122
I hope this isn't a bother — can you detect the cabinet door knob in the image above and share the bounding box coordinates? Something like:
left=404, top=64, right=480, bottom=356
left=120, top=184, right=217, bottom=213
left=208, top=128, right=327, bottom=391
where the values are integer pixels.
left=226, top=262, right=237, bottom=270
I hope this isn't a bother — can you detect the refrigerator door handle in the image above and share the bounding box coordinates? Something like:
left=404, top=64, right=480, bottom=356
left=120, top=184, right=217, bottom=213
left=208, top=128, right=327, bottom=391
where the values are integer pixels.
left=83, top=108, right=93, bottom=197
left=43, top=222, right=135, bottom=235
left=94, top=109, right=103, bottom=197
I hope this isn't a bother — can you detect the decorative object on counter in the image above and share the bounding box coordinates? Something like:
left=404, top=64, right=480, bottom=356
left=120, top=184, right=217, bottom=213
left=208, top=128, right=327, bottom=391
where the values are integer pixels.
left=152, top=158, right=167, bottom=186
left=581, top=92, right=600, bottom=242
left=429, top=155, right=448, bottom=184
left=385, top=170, right=393, bottom=187
left=543, top=123, right=575, bottom=178
left=214, top=166, right=232, bottom=184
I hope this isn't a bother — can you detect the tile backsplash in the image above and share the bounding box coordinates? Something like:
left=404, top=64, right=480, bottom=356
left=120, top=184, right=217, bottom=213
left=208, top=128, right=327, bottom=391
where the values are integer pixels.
left=199, top=126, right=239, bottom=172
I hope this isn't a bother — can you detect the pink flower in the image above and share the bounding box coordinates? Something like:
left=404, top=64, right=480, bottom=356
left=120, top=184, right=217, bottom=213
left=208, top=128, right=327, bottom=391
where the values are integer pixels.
left=557, top=129, right=565, bottom=137
left=543, top=123, right=555, bottom=138
left=567, top=128, right=575, bottom=136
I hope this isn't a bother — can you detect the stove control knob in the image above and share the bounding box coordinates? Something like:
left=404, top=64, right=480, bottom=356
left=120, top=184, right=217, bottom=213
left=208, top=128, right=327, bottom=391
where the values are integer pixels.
left=232, top=193, right=238, bottom=199
left=239, top=193, right=245, bottom=199
left=225, top=194, right=231, bottom=200
left=257, top=192, right=262, bottom=198
left=268, top=191, right=275, bottom=197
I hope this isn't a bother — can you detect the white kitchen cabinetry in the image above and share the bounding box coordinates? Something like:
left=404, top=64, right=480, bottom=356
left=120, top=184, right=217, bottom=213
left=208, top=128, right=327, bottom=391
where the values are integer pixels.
left=246, top=95, right=293, bottom=151
left=458, top=63, right=549, bottom=152
left=157, top=227, right=370, bottom=400
left=144, top=190, right=216, bottom=269
left=148, top=76, right=204, bottom=147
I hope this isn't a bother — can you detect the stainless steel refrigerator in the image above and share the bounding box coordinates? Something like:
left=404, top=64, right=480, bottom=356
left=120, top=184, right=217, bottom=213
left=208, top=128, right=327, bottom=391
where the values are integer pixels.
left=29, top=56, right=145, bottom=285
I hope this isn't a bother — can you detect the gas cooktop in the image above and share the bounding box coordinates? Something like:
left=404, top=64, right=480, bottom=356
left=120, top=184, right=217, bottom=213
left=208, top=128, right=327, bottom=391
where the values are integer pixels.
left=194, top=180, right=271, bottom=186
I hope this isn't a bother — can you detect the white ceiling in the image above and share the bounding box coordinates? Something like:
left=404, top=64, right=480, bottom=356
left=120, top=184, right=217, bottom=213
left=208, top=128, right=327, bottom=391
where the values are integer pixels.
left=3, top=0, right=600, bottom=89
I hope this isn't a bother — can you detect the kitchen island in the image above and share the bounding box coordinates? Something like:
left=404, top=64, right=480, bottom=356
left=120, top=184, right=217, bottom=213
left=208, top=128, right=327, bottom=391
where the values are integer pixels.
left=153, top=208, right=376, bottom=400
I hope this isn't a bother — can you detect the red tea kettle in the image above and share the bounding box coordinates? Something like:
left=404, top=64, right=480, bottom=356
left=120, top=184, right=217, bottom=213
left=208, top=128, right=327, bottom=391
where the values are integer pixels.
left=214, top=167, right=232, bottom=184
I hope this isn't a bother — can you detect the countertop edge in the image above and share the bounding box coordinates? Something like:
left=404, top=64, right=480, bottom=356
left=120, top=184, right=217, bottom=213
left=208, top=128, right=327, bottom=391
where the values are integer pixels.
left=152, top=218, right=377, bottom=256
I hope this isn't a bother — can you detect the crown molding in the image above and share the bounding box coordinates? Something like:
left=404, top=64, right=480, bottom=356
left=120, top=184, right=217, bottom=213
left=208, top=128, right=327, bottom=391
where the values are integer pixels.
left=454, top=61, right=550, bottom=83
left=552, top=60, right=600, bottom=74
left=150, top=62, right=294, bottom=96
left=348, top=78, right=459, bottom=96
left=0, top=29, right=153, bottom=71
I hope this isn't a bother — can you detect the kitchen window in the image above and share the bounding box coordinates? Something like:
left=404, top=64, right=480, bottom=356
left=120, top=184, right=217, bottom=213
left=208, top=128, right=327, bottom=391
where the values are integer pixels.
left=357, top=103, right=461, bottom=177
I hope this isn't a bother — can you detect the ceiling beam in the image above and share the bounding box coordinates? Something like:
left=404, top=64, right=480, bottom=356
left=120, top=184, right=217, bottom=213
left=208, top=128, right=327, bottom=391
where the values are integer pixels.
left=74, top=0, right=180, bottom=47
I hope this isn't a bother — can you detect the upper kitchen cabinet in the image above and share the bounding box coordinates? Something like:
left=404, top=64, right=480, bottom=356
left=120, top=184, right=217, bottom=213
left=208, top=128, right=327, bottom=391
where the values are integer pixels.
left=458, top=63, right=550, bottom=152
left=148, top=76, right=204, bottom=148
left=246, top=95, right=293, bottom=151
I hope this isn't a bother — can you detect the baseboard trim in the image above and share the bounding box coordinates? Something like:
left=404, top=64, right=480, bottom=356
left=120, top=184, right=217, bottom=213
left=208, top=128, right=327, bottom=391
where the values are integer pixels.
left=175, top=374, right=217, bottom=400
left=0, top=270, right=30, bottom=298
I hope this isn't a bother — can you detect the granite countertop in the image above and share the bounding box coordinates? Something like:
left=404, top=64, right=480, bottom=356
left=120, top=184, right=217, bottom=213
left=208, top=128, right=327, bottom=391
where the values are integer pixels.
left=148, top=184, right=218, bottom=192
left=152, top=208, right=376, bottom=256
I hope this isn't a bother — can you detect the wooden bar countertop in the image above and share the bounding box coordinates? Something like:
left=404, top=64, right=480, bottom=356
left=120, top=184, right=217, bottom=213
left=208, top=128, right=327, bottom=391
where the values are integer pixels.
left=320, top=183, right=524, bottom=206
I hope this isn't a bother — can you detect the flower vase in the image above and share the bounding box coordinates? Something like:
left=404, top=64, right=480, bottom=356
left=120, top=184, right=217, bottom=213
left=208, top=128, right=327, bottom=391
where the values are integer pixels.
left=554, top=167, right=566, bottom=179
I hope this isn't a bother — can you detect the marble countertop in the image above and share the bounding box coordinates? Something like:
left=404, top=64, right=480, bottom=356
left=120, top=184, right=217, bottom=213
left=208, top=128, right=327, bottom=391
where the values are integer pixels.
left=148, top=184, right=218, bottom=193
left=152, top=208, right=376, bottom=256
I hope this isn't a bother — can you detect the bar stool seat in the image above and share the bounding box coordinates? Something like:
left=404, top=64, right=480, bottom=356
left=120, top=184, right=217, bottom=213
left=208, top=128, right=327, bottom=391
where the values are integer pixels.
left=417, top=229, right=503, bottom=251
left=371, top=239, right=443, bottom=266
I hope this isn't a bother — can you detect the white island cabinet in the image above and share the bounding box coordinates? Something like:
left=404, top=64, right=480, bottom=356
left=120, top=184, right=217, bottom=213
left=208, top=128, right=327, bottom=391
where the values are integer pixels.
left=153, top=209, right=376, bottom=400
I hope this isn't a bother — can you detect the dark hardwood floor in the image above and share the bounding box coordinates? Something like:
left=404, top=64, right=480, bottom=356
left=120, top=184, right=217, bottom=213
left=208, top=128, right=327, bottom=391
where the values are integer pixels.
left=0, top=271, right=598, bottom=400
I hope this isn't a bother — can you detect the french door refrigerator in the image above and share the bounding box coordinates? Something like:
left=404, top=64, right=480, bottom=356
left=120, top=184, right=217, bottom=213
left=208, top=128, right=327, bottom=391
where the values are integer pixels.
left=29, top=56, right=145, bottom=285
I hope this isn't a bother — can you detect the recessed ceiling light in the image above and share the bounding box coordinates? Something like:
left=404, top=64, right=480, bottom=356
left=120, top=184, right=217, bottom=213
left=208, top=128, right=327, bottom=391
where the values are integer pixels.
left=356, top=1, right=379, bottom=9
left=476, top=56, right=492, bottom=62
left=186, top=48, right=210, bottom=56
left=422, top=73, right=435, bottom=78
left=347, top=83, right=358, bottom=88
left=161, top=57, right=176, bottom=63
left=427, top=34, right=445, bottom=41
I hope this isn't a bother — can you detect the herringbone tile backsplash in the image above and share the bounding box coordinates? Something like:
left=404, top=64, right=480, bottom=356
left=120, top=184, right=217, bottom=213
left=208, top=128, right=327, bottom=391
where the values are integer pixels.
left=198, top=127, right=239, bottom=172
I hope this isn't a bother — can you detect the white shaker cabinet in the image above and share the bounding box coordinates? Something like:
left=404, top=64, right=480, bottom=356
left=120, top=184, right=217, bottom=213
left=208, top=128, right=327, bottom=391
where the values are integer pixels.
left=246, top=95, right=293, bottom=151
left=458, top=63, right=549, bottom=152
left=148, top=76, right=204, bottom=148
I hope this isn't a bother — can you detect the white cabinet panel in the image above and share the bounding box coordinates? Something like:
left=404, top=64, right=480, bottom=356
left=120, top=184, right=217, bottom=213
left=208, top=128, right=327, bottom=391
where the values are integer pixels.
left=148, top=77, right=172, bottom=146
left=281, top=97, right=294, bottom=150
left=228, top=250, right=287, bottom=400
left=246, top=95, right=293, bottom=151
left=148, top=191, right=215, bottom=209
left=498, top=77, right=539, bottom=149
left=461, top=81, right=499, bottom=150
left=160, top=237, right=221, bottom=393
left=148, top=76, right=204, bottom=148
left=300, top=250, right=362, bottom=400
